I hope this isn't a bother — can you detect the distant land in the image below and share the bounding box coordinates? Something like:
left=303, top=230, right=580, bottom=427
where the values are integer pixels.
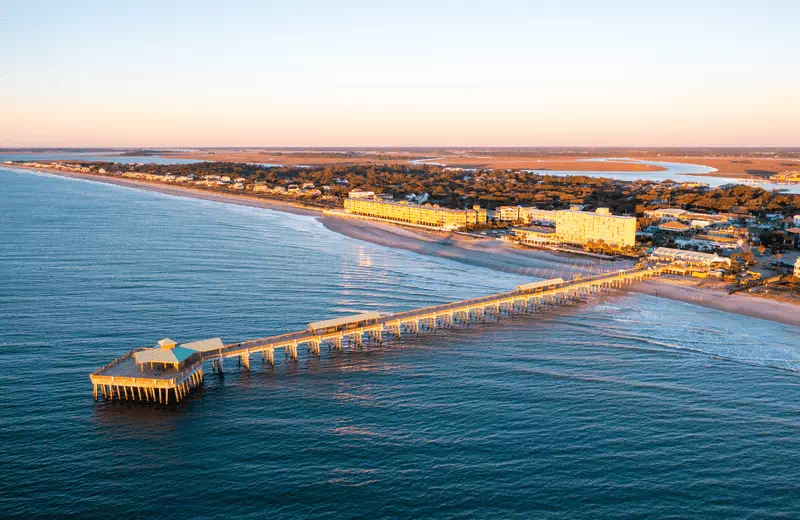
left=3, top=147, right=800, bottom=178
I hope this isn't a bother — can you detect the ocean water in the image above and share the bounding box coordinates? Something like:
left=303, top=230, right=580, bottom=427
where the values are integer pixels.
left=1, top=167, right=799, bottom=519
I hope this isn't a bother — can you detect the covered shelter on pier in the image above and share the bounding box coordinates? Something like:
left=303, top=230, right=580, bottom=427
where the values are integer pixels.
left=516, top=278, right=565, bottom=293
left=308, top=312, right=381, bottom=335
left=133, top=337, right=224, bottom=371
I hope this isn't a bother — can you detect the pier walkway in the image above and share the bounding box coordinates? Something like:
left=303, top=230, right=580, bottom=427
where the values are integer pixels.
left=90, top=267, right=663, bottom=404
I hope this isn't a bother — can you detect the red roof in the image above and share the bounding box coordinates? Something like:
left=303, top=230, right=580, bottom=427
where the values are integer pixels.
left=659, top=221, right=691, bottom=231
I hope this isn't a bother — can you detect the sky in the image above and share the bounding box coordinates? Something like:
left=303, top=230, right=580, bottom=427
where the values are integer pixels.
left=0, top=0, right=798, bottom=147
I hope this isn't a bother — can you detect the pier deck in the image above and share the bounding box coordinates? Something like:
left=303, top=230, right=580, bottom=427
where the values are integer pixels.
left=90, top=267, right=663, bottom=404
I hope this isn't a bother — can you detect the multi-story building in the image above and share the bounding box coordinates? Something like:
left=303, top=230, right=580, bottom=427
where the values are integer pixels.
left=496, top=206, right=556, bottom=225
left=497, top=206, right=525, bottom=222
left=526, top=208, right=557, bottom=226
left=795, top=258, right=800, bottom=278
left=343, top=198, right=487, bottom=230
left=513, top=207, right=636, bottom=249
left=554, top=207, right=636, bottom=248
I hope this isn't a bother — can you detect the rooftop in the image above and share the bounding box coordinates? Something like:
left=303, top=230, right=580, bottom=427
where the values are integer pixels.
left=308, top=312, right=381, bottom=331
left=347, top=198, right=482, bottom=214
left=514, top=226, right=557, bottom=235
left=659, top=221, right=691, bottom=231
left=651, top=247, right=730, bottom=264
left=558, top=207, right=633, bottom=220
left=516, top=278, right=565, bottom=291
left=695, top=234, right=740, bottom=244
left=133, top=337, right=225, bottom=366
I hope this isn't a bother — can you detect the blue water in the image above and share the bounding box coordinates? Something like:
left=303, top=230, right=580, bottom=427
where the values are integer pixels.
left=532, top=158, right=800, bottom=194
left=1, top=167, right=799, bottom=518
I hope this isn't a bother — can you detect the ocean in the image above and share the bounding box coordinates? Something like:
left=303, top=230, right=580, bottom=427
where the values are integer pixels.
left=1, top=166, right=799, bottom=518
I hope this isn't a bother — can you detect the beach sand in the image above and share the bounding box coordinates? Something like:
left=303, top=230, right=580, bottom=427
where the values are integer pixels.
left=6, top=165, right=799, bottom=328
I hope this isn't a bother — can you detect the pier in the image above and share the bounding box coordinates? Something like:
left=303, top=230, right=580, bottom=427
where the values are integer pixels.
left=90, top=267, right=663, bottom=404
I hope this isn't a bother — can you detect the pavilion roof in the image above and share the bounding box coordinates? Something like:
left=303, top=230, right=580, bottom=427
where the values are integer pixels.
left=133, top=337, right=224, bottom=366
left=308, top=312, right=381, bottom=331
left=180, top=337, right=224, bottom=352
left=134, top=346, right=197, bottom=365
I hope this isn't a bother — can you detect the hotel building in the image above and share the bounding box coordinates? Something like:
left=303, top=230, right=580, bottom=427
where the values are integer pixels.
left=554, top=207, right=636, bottom=248
left=514, top=207, right=636, bottom=249
left=343, top=196, right=487, bottom=230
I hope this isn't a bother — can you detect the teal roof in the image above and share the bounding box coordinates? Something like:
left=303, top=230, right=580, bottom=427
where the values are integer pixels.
left=170, top=346, right=198, bottom=363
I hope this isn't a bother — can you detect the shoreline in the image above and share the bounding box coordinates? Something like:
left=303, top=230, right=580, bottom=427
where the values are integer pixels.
left=4, top=164, right=798, bottom=328
left=6, top=164, right=325, bottom=217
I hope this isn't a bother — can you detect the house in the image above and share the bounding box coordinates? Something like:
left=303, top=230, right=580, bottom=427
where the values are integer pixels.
left=348, top=189, right=377, bottom=200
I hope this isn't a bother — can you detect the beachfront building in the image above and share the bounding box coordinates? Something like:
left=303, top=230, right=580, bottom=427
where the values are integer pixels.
left=650, top=247, right=731, bottom=268
left=554, top=207, right=636, bottom=248
left=343, top=198, right=487, bottom=230
left=526, top=208, right=557, bottom=226
left=513, top=226, right=560, bottom=246
left=795, top=258, right=800, bottom=278
left=496, top=206, right=557, bottom=226
left=497, top=206, right=527, bottom=222
left=513, top=207, right=636, bottom=249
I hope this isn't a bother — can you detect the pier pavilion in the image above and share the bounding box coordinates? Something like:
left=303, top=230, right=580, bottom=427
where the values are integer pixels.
left=90, top=337, right=224, bottom=404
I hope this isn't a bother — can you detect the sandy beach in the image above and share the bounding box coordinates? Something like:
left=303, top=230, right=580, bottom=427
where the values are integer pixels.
left=5, top=164, right=799, bottom=328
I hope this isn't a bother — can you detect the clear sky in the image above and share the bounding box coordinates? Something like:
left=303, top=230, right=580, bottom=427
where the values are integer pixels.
left=1, top=0, right=798, bottom=147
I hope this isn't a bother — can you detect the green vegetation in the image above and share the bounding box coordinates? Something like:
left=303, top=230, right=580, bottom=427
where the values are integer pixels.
left=54, top=161, right=800, bottom=217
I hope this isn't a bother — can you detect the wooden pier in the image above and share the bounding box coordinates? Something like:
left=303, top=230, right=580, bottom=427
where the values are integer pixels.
left=90, top=267, right=663, bottom=404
